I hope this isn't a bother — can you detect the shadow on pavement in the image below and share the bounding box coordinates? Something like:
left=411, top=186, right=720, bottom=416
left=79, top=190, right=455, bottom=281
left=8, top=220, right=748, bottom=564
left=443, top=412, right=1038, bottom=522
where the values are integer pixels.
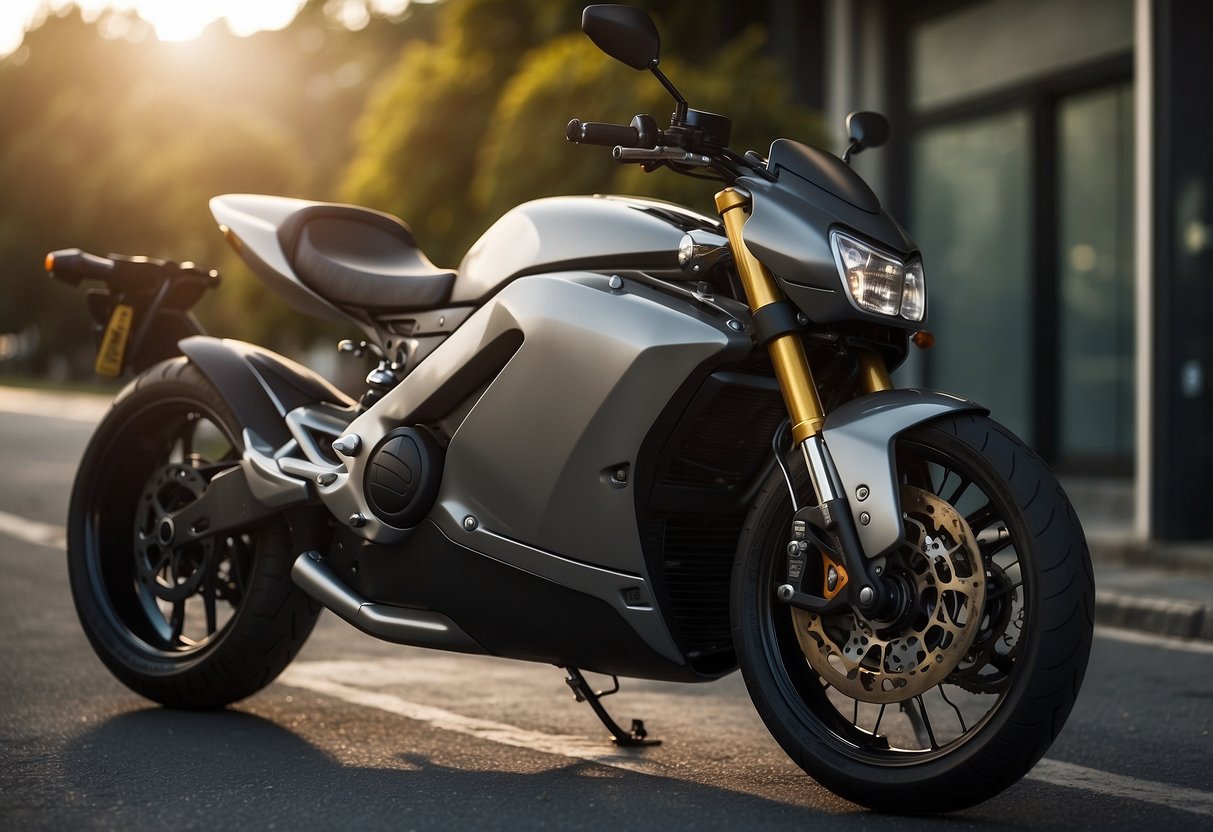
left=28, top=705, right=1056, bottom=831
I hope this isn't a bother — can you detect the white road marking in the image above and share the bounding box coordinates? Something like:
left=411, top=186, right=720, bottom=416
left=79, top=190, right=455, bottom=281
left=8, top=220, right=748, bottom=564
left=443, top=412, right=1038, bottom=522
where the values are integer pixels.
left=1027, top=759, right=1213, bottom=817
left=0, top=387, right=110, bottom=423
left=279, top=662, right=661, bottom=775
left=282, top=659, right=1213, bottom=816
left=0, top=510, right=66, bottom=549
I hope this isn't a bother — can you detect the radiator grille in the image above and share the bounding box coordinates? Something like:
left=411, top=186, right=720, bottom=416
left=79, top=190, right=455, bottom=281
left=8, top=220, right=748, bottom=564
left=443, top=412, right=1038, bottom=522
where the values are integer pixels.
left=662, top=385, right=784, bottom=490
left=645, top=373, right=785, bottom=666
left=649, top=513, right=745, bottom=658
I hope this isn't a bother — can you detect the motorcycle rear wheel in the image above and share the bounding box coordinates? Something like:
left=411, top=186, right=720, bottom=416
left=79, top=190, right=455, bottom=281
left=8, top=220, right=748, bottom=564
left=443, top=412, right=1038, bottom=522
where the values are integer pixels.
left=732, top=413, right=1093, bottom=813
left=67, top=358, right=320, bottom=709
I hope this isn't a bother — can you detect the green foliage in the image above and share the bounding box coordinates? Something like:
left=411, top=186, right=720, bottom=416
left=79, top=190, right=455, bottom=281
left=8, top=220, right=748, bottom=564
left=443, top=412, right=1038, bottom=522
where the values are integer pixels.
left=0, top=1, right=434, bottom=375
left=343, top=0, right=565, bottom=266
left=346, top=0, right=826, bottom=267
left=470, top=32, right=659, bottom=225
left=342, top=39, right=494, bottom=264
left=478, top=23, right=825, bottom=223
left=1, top=0, right=826, bottom=380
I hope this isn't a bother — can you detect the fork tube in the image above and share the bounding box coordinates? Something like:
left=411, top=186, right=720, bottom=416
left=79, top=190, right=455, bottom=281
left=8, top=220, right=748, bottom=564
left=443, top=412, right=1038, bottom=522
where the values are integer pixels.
left=857, top=349, right=893, bottom=393
left=715, top=187, right=825, bottom=444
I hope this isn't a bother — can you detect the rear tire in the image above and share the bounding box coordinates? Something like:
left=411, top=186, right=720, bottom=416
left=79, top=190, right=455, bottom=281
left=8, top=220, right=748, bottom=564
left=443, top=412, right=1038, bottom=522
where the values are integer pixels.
left=732, top=413, right=1094, bottom=813
left=67, top=358, right=321, bottom=709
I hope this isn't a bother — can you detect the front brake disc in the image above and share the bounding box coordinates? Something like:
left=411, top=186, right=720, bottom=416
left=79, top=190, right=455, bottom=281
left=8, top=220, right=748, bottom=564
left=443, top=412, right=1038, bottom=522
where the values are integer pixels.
left=791, top=485, right=985, bottom=703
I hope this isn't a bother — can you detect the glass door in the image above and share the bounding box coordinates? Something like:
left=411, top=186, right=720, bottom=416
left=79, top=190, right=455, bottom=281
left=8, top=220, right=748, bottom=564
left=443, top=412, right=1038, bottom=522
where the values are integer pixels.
left=1057, top=83, right=1135, bottom=465
left=911, top=110, right=1033, bottom=441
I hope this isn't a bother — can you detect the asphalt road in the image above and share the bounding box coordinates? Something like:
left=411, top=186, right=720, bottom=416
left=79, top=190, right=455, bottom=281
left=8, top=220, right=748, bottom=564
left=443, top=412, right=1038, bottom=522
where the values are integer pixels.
left=1, top=387, right=1211, bottom=830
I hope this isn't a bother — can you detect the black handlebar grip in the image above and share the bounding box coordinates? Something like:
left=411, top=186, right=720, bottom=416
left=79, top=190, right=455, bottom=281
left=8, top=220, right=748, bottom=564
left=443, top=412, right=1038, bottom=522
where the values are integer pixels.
left=566, top=119, right=640, bottom=148
left=45, top=248, right=114, bottom=286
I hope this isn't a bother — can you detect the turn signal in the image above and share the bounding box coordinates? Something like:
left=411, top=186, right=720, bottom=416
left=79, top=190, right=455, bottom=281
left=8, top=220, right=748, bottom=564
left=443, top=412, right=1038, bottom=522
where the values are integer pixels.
left=912, top=331, right=935, bottom=349
left=44, top=252, right=55, bottom=273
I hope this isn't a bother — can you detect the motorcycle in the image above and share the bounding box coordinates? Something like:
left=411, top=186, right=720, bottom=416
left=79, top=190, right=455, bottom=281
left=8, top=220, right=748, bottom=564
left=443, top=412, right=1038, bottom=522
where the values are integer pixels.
left=47, top=4, right=1093, bottom=813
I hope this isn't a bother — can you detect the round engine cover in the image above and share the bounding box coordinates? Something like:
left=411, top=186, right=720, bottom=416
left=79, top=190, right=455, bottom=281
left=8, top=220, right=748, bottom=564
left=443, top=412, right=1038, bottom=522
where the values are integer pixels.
left=364, top=427, right=444, bottom=528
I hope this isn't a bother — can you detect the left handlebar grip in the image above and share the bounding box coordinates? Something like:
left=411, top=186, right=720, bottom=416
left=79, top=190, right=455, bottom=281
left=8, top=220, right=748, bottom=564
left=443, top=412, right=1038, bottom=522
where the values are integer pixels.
left=45, top=248, right=114, bottom=286
left=566, top=119, right=640, bottom=148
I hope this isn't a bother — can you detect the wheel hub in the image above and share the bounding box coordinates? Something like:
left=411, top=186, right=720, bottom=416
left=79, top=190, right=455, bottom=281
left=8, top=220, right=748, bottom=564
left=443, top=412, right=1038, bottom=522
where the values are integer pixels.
left=791, top=485, right=986, bottom=703
left=135, top=463, right=212, bottom=603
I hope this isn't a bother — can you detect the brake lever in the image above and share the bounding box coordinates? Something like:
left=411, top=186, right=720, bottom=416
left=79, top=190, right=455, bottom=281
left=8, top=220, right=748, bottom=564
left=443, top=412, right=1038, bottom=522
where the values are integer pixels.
left=613, top=146, right=712, bottom=166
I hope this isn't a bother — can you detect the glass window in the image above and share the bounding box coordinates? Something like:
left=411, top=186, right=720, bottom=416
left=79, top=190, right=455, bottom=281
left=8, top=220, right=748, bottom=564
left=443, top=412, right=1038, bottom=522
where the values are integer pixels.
left=912, top=109, right=1032, bottom=440
left=912, top=0, right=1132, bottom=110
left=1058, top=83, right=1135, bottom=462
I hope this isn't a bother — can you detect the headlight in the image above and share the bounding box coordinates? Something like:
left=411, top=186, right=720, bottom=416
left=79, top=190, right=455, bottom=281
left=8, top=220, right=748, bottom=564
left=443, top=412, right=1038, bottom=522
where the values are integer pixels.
left=830, top=231, right=925, bottom=322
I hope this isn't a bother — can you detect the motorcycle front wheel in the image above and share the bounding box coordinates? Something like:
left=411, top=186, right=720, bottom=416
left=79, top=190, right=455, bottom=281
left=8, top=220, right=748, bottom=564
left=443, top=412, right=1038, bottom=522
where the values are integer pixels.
left=732, top=413, right=1094, bottom=813
left=67, top=358, right=321, bottom=708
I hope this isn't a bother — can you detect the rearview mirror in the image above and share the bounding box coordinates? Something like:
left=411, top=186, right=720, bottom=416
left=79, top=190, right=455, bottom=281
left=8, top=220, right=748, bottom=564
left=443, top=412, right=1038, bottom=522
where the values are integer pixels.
left=843, top=111, right=890, bottom=163
left=582, top=4, right=660, bottom=70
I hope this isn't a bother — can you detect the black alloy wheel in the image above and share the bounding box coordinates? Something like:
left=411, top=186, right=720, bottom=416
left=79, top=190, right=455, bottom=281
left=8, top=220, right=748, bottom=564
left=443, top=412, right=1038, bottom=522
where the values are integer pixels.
left=67, top=358, right=320, bottom=708
left=732, top=414, right=1093, bottom=813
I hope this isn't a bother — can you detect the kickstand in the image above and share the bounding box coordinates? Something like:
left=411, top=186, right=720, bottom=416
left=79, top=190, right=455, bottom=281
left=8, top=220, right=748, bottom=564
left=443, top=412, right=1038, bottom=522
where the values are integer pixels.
left=563, top=667, right=661, bottom=747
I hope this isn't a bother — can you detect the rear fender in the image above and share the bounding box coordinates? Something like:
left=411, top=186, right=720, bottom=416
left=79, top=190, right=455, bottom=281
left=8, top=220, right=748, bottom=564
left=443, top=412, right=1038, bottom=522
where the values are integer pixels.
left=821, top=390, right=989, bottom=559
left=179, top=336, right=355, bottom=451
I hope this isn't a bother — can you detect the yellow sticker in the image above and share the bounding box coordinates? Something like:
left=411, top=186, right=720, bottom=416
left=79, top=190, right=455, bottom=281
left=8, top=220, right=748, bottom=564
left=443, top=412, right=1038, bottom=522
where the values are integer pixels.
left=95, top=303, right=134, bottom=377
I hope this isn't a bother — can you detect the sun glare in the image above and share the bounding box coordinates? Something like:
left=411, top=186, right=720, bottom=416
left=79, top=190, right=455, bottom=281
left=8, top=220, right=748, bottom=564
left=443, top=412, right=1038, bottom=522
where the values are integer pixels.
left=133, top=0, right=306, bottom=42
left=2, top=0, right=423, bottom=57
left=1, top=0, right=312, bottom=55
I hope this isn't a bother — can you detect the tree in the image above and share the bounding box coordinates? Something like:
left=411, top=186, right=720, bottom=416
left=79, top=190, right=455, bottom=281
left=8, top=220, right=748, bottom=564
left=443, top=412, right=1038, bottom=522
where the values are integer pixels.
left=344, top=0, right=825, bottom=267
left=0, top=2, right=435, bottom=375
left=476, top=24, right=825, bottom=224
left=0, top=0, right=827, bottom=379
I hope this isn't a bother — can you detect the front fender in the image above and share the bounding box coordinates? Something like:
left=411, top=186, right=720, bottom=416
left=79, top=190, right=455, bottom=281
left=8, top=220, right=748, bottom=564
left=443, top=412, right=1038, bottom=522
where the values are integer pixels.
left=821, top=390, right=988, bottom=559
left=179, top=336, right=355, bottom=449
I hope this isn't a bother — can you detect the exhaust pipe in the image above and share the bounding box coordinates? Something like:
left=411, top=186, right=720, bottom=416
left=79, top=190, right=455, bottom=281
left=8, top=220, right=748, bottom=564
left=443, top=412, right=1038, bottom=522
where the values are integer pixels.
left=291, top=551, right=487, bottom=654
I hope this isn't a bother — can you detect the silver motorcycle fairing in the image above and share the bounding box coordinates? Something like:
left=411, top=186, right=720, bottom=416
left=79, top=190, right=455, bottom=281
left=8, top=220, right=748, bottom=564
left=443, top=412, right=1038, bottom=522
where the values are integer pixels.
left=323, top=270, right=749, bottom=664
left=821, top=389, right=989, bottom=559
left=454, top=195, right=720, bottom=304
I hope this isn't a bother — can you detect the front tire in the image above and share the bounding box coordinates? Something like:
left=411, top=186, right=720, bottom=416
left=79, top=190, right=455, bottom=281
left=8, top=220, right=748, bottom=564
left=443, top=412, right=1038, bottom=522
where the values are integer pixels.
left=732, top=413, right=1094, bottom=813
left=67, top=358, right=321, bottom=709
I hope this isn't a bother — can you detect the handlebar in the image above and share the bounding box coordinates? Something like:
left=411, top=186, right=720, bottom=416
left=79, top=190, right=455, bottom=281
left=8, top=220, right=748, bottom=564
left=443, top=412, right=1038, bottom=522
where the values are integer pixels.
left=566, top=112, right=773, bottom=183
left=613, top=146, right=712, bottom=166
left=566, top=119, right=641, bottom=148
left=566, top=116, right=710, bottom=167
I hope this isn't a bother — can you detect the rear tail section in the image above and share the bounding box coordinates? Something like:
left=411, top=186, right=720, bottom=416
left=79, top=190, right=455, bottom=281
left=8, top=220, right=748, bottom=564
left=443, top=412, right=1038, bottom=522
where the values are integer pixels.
left=45, top=248, right=219, bottom=377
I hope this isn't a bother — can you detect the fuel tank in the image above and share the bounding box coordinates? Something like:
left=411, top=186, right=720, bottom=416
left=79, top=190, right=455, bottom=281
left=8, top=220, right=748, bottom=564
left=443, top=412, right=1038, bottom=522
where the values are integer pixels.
left=453, top=195, right=720, bottom=304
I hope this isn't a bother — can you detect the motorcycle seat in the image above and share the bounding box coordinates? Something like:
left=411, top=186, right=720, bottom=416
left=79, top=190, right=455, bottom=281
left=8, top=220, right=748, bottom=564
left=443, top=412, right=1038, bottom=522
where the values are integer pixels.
left=282, top=204, right=455, bottom=312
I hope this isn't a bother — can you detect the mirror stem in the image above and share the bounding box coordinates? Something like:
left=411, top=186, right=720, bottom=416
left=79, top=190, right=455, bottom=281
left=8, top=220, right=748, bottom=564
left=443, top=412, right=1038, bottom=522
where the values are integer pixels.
left=650, top=66, right=688, bottom=122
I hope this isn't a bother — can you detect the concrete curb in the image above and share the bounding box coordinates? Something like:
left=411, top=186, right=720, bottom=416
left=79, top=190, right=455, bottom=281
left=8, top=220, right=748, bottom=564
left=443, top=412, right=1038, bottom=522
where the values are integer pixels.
left=1088, top=535, right=1213, bottom=642
left=1095, top=589, right=1212, bottom=641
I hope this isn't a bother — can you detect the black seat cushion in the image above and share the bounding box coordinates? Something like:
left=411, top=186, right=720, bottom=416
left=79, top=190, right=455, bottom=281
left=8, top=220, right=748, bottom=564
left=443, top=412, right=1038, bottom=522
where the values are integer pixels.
left=284, top=205, right=455, bottom=312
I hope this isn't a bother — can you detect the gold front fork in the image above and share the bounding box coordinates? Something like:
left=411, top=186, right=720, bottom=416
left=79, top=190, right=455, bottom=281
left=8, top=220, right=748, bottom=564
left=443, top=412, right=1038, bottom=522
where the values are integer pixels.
left=716, top=188, right=824, bottom=444
left=715, top=188, right=894, bottom=441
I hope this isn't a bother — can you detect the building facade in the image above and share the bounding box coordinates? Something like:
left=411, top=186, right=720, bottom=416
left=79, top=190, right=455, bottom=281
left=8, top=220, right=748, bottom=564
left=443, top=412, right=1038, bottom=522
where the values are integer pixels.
left=796, top=0, right=1212, bottom=542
